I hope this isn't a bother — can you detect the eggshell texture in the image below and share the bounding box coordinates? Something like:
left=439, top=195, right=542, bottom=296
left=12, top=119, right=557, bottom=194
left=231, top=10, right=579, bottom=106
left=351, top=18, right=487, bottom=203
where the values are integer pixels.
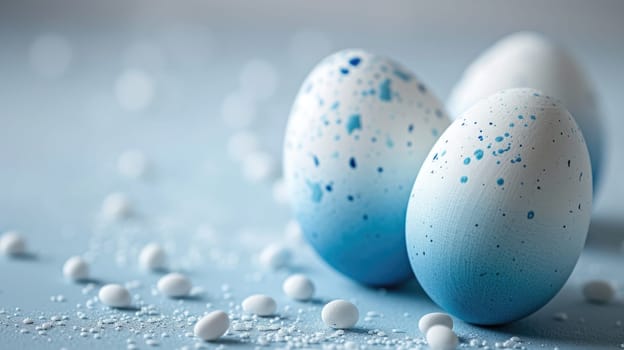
left=406, top=88, right=592, bottom=325
left=447, top=32, right=603, bottom=189
left=283, top=49, right=450, bottom=286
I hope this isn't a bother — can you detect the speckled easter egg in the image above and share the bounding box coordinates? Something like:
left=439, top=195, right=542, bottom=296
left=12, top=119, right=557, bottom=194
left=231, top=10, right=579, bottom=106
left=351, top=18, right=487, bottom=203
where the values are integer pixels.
left=447, top=32, right=604, bottom=190
left=406, top=88, right=592, bottom=325
left=283, top=49, right=450, bottom=286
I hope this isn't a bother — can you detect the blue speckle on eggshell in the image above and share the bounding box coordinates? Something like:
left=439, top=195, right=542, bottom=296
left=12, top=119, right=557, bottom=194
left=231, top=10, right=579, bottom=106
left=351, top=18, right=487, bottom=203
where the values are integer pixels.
left=283, top=49, right=451, bottom=286
left=406, top=88, right=592, bottom=324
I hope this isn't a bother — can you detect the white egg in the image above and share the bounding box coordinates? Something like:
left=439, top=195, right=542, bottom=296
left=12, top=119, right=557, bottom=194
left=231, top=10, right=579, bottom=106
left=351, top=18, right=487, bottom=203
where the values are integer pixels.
left=407, top=88, right=592, bottom=325
left=283, top=49, right=450, bottom=286
left=448, top=32, right=603, bottom=189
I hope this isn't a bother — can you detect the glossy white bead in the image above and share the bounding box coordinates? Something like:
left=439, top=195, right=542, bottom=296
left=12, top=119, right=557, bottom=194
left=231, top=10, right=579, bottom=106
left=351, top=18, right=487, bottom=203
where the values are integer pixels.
left=194, top=310, right=230, bottom=341
left=418, top=312, right=453, bottom=334
left=321, top=299, right=359, bottom=329
left=242, top=294, right=277, bottom=316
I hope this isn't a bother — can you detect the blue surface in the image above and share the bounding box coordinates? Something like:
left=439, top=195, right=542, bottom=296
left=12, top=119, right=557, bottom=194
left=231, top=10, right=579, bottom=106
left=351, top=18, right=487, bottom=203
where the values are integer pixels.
left=1, top=17, right=624, bottom=350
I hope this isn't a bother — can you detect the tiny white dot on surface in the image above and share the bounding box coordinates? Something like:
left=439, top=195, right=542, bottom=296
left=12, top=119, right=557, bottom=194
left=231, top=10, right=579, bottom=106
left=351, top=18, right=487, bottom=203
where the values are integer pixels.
left=114, top=69, right=155, bottom=112
left=29, top=33, right=73, bottom=79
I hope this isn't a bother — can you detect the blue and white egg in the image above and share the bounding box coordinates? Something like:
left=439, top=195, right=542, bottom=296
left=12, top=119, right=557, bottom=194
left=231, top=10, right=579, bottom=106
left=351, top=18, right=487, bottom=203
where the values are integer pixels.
left=447, top=31, right=604, bottom=190
left=283, top=49, right=450, bottom=286
left=406, top=88, right=592, bottom=324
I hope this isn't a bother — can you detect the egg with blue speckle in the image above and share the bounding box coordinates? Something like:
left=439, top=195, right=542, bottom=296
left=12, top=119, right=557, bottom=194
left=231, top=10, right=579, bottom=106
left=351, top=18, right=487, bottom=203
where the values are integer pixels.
left=406, top=88, right=592, bottom=325
left=447, top=31, right=604, bottom=190
left=283, top=49, right=450, bottom=286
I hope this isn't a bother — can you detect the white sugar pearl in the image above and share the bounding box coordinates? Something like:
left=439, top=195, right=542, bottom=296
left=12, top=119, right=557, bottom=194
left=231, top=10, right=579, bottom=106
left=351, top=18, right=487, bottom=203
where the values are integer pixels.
left=98, top=284, right=131, bottom=308
left=118, top=149, right=148, bottom=179
left=321, top=299, right=359, bottom=329
left=62, top=256, right=89, bottom=281
left=582, top=280, right=615, bottom=304
left=139, top=243, right=167, bottom=270
left=282, top=274, right=315, bottom=301
left=0, top=231, right=26, bottom=256
left=418, top=312, right=453, bottom=334
left=426, top=325, right=459, bottom=350
left=101, top=192, right=131, bottom=220
left=259, top=243, right=291, bottom=269
left=157, top=273, right=192, bottom=298
left=242, top=294, right=277, bottom=316
left=194, top=310, right=229, bottom=341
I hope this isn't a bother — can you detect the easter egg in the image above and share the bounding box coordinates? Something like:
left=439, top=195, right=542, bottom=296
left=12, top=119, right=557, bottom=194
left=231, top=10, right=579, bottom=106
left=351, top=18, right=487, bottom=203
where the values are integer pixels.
left=406, top=88, right=592, bottom=324
left=283, top=49, right=450, bottom=286
left=447, top=31, right=604, bottom=189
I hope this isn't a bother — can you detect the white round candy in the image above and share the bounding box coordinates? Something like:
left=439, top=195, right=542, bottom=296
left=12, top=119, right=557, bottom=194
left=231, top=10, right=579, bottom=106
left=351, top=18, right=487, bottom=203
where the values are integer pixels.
left=157, top=273, right=192, bottom=298
left=194, top=310, right=230, bottom=341
left=582, top=280, right=615, bottom=304
left=101, top=192, right=131, bottom=220
left=321, top=299, right=359, bottom=329
left=118, top=149, right=148, bottom=179
left=62, top=256, right=89, bottom=281
left=139, top=243, right=167, bottom=270
left=418, top=312, right=454, bottom=334
left=242, top=294, right=277, bottom=316
left=98, top=284, right=131, bottom=308
left=259, top=243, right=291, bottom=269
left=426, top=325, right=459, bottom=350
left=282, top=274, right=315, bottom=301
left=0, top=231, right=26, bottom=256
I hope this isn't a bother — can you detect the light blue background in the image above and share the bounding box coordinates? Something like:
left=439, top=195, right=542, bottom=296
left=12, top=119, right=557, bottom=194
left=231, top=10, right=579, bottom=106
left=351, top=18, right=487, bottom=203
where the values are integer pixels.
left=1, top=1, right=623, bottom=348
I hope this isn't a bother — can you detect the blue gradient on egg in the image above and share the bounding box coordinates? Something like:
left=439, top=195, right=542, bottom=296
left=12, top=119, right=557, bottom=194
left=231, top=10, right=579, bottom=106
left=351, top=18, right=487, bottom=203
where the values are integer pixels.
left=406, top=89, right=592, bottom=325
left=284, top=49, right=451, bottom=286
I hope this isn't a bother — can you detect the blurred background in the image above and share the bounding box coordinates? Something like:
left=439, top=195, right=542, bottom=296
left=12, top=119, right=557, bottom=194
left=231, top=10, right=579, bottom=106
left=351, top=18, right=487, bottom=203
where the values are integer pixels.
left=0, top=1, right=623, bottom=348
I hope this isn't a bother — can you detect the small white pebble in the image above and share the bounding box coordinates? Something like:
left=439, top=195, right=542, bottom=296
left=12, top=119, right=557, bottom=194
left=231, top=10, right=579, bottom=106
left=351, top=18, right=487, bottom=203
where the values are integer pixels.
left=194, top=310, right=230, bottom=341
left=157, top=273, right=192, bottom=298
left=582, top=280, right=615, bottom=304
left=139, top=243, right=167, bottom=270
left=321, top=299, right=359, bottom=329
left=426, top=325, right=459, bottom=350
left=242, top=294, right=277, bottom=316
left=22, top=318, right=34, bottom=325
left=0, top=231, right=26, bottom=256
left=101, top=192, right=131, bottom=220
left=418, top=312, right=453, bottom=334
left=282, top=274, right=315, bottom=301
left=62, top=256, right=89, bottom=281
left=259, top=243, right=291, bottom=269
left=98, top=284, right=132, bottom=308
left=118, top=149, right=148, bottom=179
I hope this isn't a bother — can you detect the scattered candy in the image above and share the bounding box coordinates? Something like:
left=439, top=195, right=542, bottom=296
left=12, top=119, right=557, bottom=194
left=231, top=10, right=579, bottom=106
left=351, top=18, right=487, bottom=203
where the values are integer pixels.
left=259, top=243, right=291, bottom=269
left=139, top=243, right=167, bottom=270
left=194, top=310, right=230, bottom=341
left=282, top=274, right=315, bottom=301
left=0, top=231, right=26, bottom=256
left=62, top=256, right=89, bottom=281
left=98, top=284, right=131, bottom=308
left=157, top=273, right=192, bottom=298
left=242, top=294, right=277, bottom=316
left=321, top=299, right=359, bottom=329
left=418, top=312, right=453, bottom=334
left=426, top=325, right=459, bottom=350
left=582, top=280, right=615, bottom=304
